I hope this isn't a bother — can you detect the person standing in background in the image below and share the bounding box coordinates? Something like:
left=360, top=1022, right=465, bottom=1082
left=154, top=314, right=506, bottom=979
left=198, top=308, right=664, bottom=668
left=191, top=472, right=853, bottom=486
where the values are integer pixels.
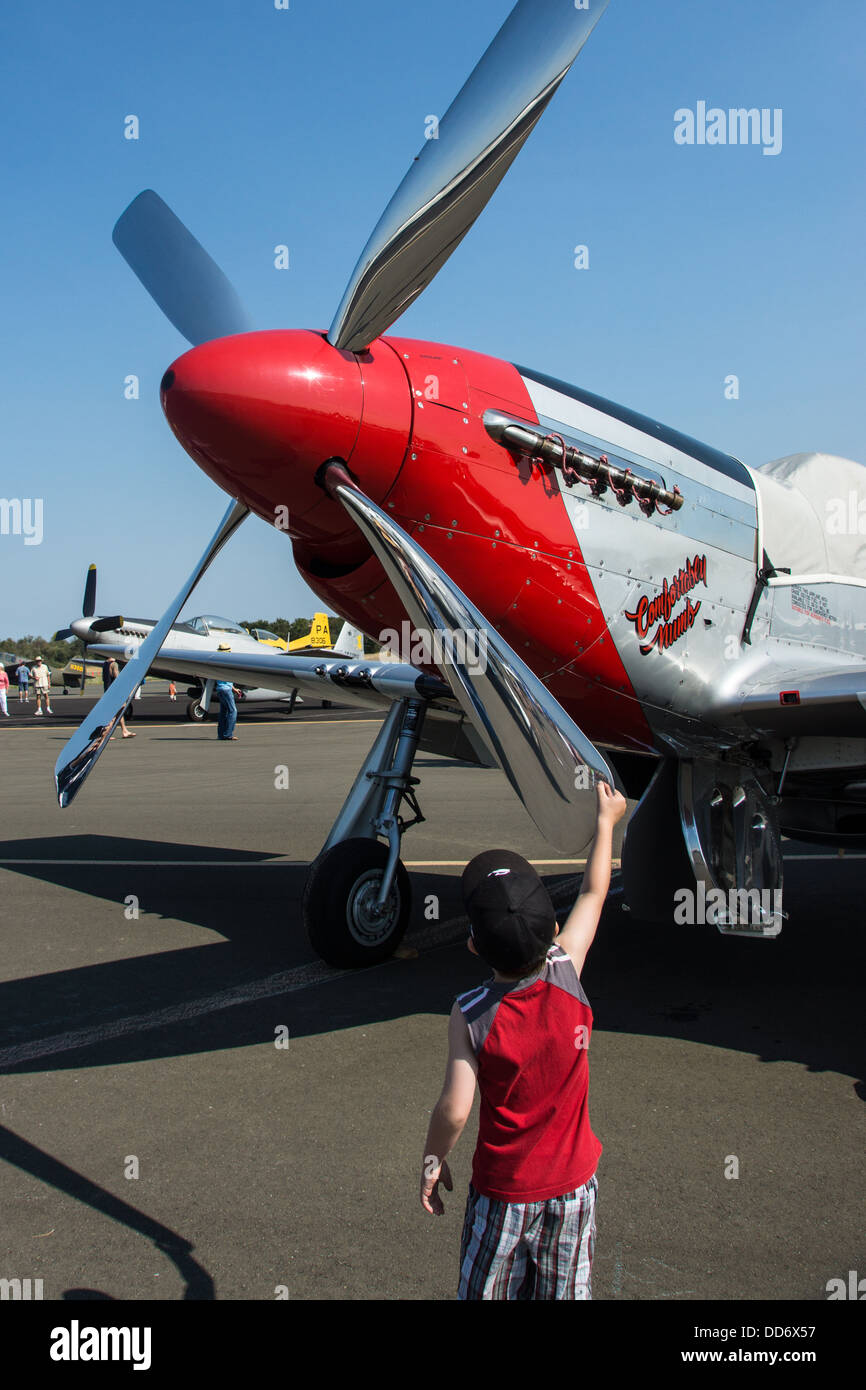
left=32, top=658, right=53, bottom=716
left=215, top=680, right=239, bottom=741
left=103, top=657, right=135, bottom=738
left=16, top=662, right=30, bottom=703
left=0, top=664, right=9, bottom=717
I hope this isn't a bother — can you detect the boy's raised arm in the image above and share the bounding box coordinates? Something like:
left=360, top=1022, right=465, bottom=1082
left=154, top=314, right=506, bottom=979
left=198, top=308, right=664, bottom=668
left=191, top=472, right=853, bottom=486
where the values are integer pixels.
left=557, top=782, right=628, bottom=977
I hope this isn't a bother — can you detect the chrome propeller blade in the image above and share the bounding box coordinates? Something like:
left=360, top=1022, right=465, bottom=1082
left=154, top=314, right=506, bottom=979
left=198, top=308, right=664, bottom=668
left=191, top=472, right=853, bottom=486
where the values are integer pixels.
left=328, top=0, right=610, bottom=353
left=113, top=190, right=252, bottom=346
left=328, top=468, right=614, bottom=853
left=54, top=500, right=250, bottom=807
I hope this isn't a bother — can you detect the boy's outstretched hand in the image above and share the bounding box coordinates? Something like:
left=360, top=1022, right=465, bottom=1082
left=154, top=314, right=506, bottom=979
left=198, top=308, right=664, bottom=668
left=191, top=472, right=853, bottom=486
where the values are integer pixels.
left=420, top=1157, right=453, bottom=1215
left=595, top=779, right=628, bottom=825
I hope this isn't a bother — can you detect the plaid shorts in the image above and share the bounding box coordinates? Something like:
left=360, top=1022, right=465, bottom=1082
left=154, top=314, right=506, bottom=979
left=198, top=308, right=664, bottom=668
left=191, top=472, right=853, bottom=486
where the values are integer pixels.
left=458, top=1174, right=598, bottom=1300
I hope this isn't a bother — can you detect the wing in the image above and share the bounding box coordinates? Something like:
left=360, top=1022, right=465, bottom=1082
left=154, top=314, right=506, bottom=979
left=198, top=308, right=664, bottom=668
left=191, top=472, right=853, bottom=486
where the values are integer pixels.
left=90, top=641, right=494, bottom=767
left=713, top=665, right=866, bottom=737
left=89, top=643, right=449, bottom=712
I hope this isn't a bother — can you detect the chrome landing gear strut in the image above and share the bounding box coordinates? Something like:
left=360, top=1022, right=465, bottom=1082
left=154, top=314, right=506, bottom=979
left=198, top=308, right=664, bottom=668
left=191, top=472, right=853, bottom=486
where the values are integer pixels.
left=302, top=699, right=427, bottom=967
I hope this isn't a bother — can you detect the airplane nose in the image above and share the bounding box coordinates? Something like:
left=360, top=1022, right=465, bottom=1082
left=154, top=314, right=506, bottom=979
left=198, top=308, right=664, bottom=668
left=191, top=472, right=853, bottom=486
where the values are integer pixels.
left=161, top=329, right=361, bottom=537
left=160, top=329, right=411, bottom=553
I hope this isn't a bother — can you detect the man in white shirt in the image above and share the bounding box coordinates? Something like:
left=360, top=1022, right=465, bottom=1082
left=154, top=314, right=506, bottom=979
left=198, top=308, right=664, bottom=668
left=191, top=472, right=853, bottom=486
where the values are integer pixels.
left=32, top=659, right=53, bottom=716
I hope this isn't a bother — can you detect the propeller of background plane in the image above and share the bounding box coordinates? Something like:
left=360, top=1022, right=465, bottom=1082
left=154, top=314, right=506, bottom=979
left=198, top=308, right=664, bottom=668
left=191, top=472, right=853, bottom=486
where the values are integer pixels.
left=56, top=0, right=611, bottom=811
left=54, top=565, right=123, bottom=643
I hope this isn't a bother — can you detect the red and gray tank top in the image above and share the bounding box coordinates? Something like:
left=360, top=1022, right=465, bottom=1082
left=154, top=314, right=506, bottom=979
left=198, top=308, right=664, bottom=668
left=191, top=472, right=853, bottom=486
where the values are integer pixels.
left=457, top=944, right=602, bottom=1202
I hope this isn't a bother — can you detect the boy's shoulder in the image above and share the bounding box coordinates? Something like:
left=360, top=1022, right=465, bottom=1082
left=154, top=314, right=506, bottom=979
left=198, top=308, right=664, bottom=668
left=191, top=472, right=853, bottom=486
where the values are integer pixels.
left=454, top=979, right=495, bottom=1023
left=454, top=945, right=583, bottom=1020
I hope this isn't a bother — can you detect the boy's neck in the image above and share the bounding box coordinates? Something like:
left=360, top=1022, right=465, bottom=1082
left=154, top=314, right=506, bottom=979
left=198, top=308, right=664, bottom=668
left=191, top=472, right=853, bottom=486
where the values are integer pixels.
left=492, top=962, right=542, bottom=985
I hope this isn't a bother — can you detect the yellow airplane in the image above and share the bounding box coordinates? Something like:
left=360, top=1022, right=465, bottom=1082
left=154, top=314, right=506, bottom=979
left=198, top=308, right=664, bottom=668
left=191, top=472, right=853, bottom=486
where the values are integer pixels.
left=60, top=656, right=105, bottom=690
left=246, top=613, right=337, bottom=652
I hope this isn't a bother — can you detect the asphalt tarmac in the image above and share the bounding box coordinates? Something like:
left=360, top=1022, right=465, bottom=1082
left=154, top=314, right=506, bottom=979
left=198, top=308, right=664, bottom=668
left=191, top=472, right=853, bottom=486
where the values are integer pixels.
left=0, top=695, right=863, bottom=1302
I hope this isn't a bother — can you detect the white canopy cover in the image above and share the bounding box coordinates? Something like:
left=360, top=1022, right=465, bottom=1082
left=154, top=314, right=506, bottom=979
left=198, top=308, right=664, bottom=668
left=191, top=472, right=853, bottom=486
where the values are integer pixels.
left=748, top=452, right=866, bottom=581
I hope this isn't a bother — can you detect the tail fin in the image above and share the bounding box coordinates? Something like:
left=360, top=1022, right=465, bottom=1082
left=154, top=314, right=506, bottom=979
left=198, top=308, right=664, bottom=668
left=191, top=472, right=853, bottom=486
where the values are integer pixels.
left=308, top=613, right=331, bottom=647
left=332, top=623, right=365, bottom=657
left=288, top=613, right=332, bottom=650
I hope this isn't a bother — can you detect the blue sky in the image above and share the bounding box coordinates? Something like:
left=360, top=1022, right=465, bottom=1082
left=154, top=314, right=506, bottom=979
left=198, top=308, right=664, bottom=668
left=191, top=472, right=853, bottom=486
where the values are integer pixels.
left=1, top=0, right=863, bottom=638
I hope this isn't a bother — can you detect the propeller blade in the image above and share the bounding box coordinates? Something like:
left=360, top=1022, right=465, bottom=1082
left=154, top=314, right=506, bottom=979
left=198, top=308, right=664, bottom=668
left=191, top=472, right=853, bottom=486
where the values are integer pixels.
left=328, top=0, right=610, bottom=353
left=113, top=190, right=252, bottom=346
left=83, top=564, right=97, bottom=618
left=326, top=465, right=615, bottom=853
left=89, top=616, right=125, bottom=634
left=54, top=500, right=250, bottom=807
left=53, top=628, right=75, bottom=642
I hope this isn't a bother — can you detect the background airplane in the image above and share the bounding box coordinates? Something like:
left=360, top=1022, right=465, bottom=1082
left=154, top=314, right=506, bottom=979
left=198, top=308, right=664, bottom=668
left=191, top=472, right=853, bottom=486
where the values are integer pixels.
left=55, top=0, right=865, bottom=970
left=186, top=615, right=367, bottom=721
left=55, top=565, right=365, bottom=715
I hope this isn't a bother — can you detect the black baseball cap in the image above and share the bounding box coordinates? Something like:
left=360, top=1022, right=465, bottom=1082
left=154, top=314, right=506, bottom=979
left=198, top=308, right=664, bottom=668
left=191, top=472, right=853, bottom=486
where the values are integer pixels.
left=462, top=850, right=556, bottom=973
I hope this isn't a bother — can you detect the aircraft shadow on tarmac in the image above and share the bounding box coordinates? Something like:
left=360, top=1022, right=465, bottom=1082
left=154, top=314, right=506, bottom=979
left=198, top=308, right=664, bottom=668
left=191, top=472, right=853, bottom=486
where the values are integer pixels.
left=0, top=835, right=863, bottom=1102
left=0, top=1124, right=215, bottom=1300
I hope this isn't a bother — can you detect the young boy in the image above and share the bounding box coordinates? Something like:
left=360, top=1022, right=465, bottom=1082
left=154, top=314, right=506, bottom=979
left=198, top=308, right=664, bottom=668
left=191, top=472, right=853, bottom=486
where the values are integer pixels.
left=419, top=780, right=627, bottom=1300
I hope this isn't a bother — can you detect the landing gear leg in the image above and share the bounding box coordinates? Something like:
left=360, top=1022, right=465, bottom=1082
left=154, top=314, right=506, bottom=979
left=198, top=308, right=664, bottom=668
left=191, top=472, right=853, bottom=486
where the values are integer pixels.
left=187, top=678, right=215, bottom=722
left=303, top=699, right=427, bottom=967
left=679, top=760, right=784, bottom=936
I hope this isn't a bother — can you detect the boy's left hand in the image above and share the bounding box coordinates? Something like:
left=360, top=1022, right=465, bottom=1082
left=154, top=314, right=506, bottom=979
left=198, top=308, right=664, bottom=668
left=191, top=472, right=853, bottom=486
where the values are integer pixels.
left=596, top=780, right=628, bottom=826
left=420, top=1157, right=453, bottom=1215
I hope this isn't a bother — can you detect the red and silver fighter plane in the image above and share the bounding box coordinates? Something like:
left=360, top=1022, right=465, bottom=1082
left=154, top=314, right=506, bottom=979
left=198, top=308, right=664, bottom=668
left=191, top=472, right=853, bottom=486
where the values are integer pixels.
left=56, top=0, right=866, bottom=966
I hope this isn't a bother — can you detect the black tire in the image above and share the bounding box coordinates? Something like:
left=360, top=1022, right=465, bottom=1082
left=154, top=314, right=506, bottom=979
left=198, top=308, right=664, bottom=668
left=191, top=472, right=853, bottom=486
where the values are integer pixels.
left=303, top=838, right=411, bottom=967
left=186, top=699, right=207, bottom=722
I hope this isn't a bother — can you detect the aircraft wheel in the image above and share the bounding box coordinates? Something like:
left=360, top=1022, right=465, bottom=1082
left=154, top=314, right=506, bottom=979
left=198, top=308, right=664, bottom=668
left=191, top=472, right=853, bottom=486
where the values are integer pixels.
left=304, top=838, right=411, bottom=967
left=186, top=699, right=208, bottom=722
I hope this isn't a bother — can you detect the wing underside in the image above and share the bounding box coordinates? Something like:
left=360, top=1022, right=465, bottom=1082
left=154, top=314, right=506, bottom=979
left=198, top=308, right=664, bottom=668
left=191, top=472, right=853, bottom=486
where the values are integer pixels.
left=90, top=643, right=447, bottom=709
left=714, top=666, right=866, bottom=738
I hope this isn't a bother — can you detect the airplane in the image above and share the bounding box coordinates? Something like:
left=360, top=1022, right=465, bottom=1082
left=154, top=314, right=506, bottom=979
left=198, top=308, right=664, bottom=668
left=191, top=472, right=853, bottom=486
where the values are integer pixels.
left=0, top=651, right=29, bottom=679
left=187, top=615, right=367, bottom=721
left=55, top=566, right=363, bottom=715
left=59, top=656, right=105, bottom=692
left=55, top=0, right=865, bottom=970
